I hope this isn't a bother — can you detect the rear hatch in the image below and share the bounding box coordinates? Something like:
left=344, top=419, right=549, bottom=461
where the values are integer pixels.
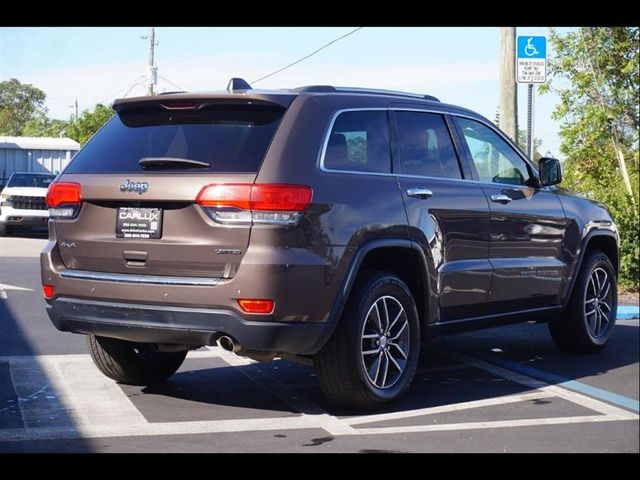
left=53, top=94, right=292, bottom=278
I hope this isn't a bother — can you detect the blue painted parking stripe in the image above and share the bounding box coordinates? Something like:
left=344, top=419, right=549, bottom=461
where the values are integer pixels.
left=486, top=356, right=640, bottom=413
left=617, top=305, right=639, bottom=320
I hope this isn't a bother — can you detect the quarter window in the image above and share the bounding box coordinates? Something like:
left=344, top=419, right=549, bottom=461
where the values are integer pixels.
left=457, top=117, right=531, bottom=186
left=324, top=110, right=391, bottom=174
left=395, top=111, right=462, bottom=179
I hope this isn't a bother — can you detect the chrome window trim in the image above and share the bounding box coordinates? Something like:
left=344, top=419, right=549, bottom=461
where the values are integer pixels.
left=60, top=269, right=219, bottom=286
left=318, top=106, right=545, bottom=190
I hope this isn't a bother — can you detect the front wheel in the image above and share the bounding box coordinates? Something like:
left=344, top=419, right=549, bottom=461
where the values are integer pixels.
left=87, top=335, right=187, bottom=385
left=314, top=271, right=420, bottom=411
left=549, top=250, right=617, bottom=353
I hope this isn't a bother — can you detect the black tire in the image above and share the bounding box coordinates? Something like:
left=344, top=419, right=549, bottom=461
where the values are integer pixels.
left=87, top=335, right=187, bottom=385
left=0, top=223, right=8, bottom=237
left=549, top=250, right=617, bottom=353
left=314, top=271, right=420, bottom=411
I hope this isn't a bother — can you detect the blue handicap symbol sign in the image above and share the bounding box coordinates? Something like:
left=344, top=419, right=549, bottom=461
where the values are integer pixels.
left=517, top=36, right=546, bottom=59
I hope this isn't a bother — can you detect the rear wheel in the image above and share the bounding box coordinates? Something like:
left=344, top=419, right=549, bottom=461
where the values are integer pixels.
left=549, top=250, right=617, bottom=353
left=314, top=271, right=420, bottom=411
left=87, top=335, right=187, bottom=385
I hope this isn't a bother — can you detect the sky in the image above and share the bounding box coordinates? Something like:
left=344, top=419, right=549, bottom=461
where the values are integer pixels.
left=0, top=26, right=570, bottom=157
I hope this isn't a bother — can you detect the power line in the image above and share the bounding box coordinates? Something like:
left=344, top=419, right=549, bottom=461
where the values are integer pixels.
left=121, top=80, right=148, bottom=98
left=173, top=27, right=216, bottom=60
left=251, top=27, right=364, bottom=85
left=97, top=75, right=146, bottom=105
left=159, top=75, right=188, bottom=92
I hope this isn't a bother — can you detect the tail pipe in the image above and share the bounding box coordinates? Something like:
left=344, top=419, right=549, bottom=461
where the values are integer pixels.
left=217, top=335, right=242, bottom=353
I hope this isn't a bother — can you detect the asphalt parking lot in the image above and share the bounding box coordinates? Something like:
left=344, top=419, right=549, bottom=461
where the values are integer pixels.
left=0, top=232, right=638, bottom=453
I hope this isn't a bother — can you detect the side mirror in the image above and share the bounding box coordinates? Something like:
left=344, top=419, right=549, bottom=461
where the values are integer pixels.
left=539, top=157, right=562, bottom=186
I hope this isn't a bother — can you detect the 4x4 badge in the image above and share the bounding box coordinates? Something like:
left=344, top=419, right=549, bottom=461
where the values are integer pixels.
left=120, top=179, right=149, bottom=195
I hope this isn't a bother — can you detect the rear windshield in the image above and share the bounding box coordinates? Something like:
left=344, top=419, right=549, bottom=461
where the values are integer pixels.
left=7, top=174, right=55, bottom=188
left=64, top=104, right=285, bottom=174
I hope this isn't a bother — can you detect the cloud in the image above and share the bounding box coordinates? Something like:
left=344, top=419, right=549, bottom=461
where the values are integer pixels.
left=19, top=54, right=498, bottom=119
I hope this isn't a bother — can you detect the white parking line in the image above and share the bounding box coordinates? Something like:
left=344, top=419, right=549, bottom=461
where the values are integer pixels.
left=429, top=346, right=638, bottom=421
left=617, top=319, right=639, bottom=327
left=0, top=415, right=326, bottom=442
left=215, top=348, right=359, bottom=436
left=0, top=347, right=637, bottom=443
left=356, top=415, right=623, bottom=435
left=347, top=391, right=553, bottom=426
left=43, top=356, right=147, bottom=426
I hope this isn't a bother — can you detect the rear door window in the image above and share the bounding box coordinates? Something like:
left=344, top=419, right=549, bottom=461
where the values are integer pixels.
left=64, top=104, right=285, bottom=173
left=394, top=111, right=462, bottom=179
left=324, top=110, right=391, bottom=174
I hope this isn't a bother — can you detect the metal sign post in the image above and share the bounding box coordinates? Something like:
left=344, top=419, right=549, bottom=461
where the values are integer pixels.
left=527, top=84, right=534, bottom=159
left=517, top=35, right=547, bottom=160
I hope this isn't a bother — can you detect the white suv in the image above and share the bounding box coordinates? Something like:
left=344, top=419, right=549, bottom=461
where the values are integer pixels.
left=0, top=172, right=55, bottom=236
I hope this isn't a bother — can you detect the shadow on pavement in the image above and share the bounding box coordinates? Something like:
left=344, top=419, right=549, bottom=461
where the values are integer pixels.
left=0, top=285, right=92, bottom=452
left=118, top=321, right=638, bottom=420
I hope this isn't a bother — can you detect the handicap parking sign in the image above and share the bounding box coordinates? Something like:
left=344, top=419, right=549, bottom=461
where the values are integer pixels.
left=517, top=36, right=547, bottom=83
left=518, top=36, right=546, bottom=59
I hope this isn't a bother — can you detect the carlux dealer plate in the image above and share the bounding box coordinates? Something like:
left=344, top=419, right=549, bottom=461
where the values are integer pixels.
left=116, top=207, right=163, bottom=239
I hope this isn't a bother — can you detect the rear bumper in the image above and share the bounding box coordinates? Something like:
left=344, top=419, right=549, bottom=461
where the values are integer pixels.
left=46, top=297, right=335, bottom=355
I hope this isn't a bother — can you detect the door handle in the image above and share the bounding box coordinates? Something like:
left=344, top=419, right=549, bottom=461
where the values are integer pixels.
left=406, top=188, right=433, bottom=199
left=490, top=194, right=512, bottom=204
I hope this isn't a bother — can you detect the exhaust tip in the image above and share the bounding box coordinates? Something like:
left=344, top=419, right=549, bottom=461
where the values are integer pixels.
left=218, top=335, right=240, bottom=353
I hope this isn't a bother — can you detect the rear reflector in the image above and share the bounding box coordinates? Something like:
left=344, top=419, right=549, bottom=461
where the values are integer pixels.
left=43, top=284, right=55, bottom=300
left=238, top=299, right=275, bottom=314
left=46, top=182, right=82, bottom=208
left=196, top=184, right=312, bottom=212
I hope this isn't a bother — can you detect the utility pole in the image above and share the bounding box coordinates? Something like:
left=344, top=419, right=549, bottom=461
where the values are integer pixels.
left=498, top=27, right=518, bottom=142
left=142, top=27, right=158, bottom=96
left=69, top=99, right=78, bottom=120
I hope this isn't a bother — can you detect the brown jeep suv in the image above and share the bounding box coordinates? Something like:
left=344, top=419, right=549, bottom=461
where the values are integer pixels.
left=41, top=79, right=620, bottom=410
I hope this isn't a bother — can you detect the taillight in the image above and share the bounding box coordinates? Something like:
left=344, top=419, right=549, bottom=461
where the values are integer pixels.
left=238, top=299, right=275, bottom=314
left=46, top=182, right=82, bottom=219
left=196, top=184, right=312, bottom=225
left=43, top=284, right=55, bottom=300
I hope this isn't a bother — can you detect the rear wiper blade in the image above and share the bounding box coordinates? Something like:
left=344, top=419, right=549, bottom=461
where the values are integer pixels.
left=138, top=157, right=210, bottom=169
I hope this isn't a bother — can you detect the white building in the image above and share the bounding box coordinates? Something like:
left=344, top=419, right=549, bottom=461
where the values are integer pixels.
left=0, top=136, right=80, bottom=188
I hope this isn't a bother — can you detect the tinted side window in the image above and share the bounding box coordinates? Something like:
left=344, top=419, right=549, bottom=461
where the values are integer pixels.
left=395, top=112, right=461, bottom=179
left=324, top=110, right=391, bottom=173
left=457, top=117, right=531, bottom=185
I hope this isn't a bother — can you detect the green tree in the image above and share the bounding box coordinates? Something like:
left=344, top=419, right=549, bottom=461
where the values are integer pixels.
left=66, top=104, right=114, bottom=145
left=0, top=78, right=47, bottom=135
left=21, top=117, right=69, bottom=138
left=541, top=27, right=639, bottom=290
left=493, top=110, right=546, bottom=160
left=516, top=130, right=544, bottom=161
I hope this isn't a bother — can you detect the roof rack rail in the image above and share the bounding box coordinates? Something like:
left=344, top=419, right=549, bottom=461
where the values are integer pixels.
left=158, top=91, right=186, bottom=95
left=293, top=85, right=336, bottom=93
left=294, top=85, right=439, bottom=102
